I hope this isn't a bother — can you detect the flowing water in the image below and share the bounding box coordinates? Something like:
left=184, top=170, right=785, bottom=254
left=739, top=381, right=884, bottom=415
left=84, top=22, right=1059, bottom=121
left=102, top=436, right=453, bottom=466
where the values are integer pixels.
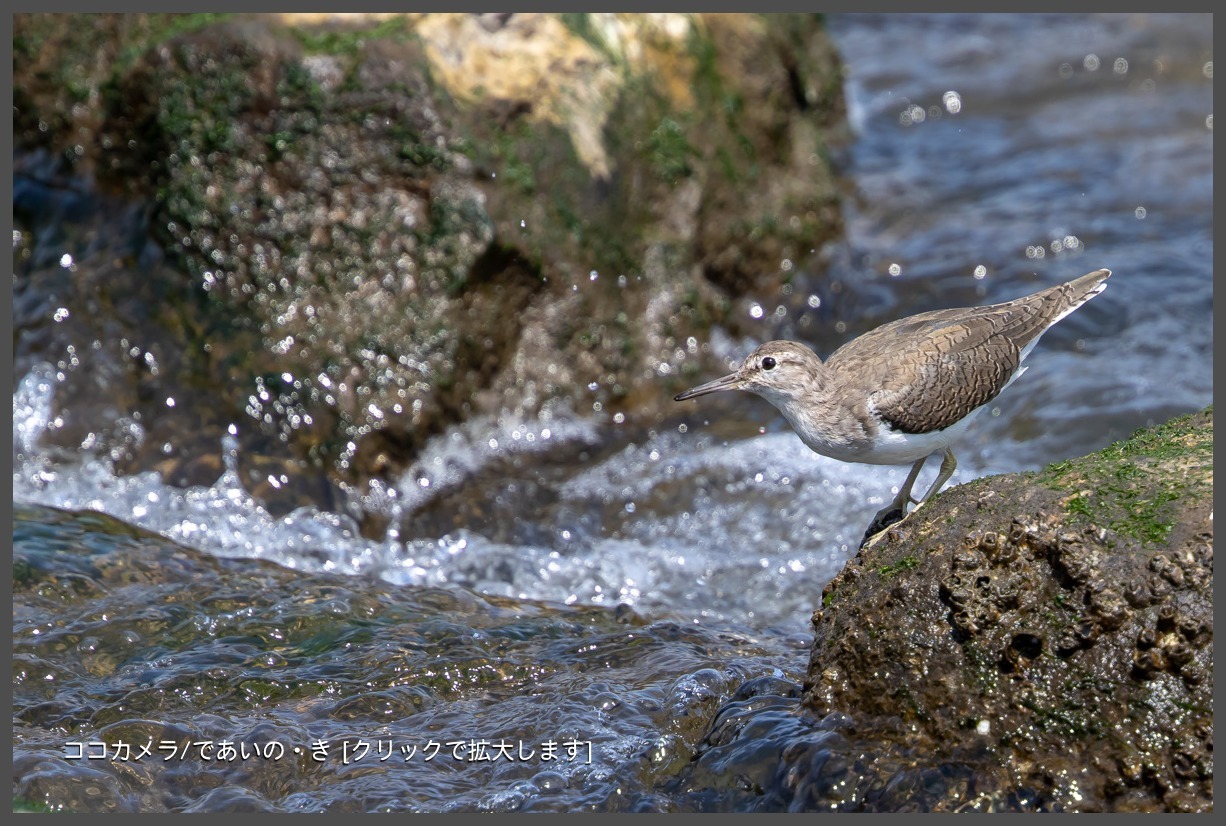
left=13, top=13, right=1214, bottom=812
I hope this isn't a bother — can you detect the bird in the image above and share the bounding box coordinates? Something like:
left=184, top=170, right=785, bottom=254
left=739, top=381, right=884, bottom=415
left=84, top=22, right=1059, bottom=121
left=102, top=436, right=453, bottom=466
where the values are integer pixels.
left=674, top=268, right=1111, bottom=545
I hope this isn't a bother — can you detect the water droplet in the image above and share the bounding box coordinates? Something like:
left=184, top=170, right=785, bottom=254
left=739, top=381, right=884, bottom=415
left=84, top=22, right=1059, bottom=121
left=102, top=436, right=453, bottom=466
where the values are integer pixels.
left=899, top=103, right=926, bottom=126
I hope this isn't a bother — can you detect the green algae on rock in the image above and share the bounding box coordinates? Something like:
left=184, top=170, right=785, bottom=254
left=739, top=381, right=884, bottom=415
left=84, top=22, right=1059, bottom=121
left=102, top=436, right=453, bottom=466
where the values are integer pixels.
left=794, top=408, right=1213, bottom=811
left=13, top=12, right=846, bottom=512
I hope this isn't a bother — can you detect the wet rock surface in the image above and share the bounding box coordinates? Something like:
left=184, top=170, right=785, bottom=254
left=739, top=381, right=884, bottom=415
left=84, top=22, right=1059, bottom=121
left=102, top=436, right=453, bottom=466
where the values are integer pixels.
left=13, top=13, right=846, bottom=516
left=655, top=409, right=1213, bottom=812
left=784, top=408, right=1213, bottom=811
left=13, top=502, right=807, bottom=813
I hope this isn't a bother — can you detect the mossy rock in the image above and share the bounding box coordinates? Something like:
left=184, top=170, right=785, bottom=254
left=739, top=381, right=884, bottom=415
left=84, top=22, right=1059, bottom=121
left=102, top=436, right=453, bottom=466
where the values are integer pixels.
left=796, top=407, right=1213, bottom=811
left=13, top=12, right=847, bottom=516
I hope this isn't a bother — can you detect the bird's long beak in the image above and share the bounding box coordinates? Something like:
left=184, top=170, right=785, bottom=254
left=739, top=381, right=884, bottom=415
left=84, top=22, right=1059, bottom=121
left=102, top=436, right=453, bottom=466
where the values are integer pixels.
left=674, top=371, right=742, bottom=401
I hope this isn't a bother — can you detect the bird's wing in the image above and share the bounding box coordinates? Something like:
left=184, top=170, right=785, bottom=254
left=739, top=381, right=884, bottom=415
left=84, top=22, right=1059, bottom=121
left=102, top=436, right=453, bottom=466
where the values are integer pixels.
left=829, top=298, right=1061, bottom=434
left=827, top=271, right=1109, bottom=434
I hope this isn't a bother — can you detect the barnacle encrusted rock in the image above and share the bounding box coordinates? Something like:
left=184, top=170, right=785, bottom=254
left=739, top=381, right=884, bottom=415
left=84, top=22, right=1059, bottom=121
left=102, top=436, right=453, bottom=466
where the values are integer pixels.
left=13, top=12, right=846, bottom=515
left=797, top=408, right=1212, bottom=812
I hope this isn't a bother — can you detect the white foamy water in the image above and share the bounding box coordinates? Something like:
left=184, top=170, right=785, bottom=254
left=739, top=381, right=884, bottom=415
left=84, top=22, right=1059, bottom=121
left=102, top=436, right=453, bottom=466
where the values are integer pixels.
left=15, top=362, right=967, bottom=630
left=376, top=427, right=908, bottom=627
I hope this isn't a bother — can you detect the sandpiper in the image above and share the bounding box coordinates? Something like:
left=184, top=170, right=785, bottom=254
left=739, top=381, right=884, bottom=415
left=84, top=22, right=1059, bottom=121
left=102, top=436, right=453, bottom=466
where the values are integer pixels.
left=675, top=268, right=1111, bottom=544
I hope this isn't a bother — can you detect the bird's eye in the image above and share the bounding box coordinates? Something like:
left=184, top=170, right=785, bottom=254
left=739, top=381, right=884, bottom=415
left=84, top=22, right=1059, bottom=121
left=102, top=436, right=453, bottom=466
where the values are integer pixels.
left=761, top=356, right=777, bottom=371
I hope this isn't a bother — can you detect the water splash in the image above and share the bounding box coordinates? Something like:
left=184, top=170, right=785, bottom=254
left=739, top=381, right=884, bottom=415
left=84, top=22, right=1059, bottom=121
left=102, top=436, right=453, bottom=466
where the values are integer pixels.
left=13, top=364, right=870, bottom=629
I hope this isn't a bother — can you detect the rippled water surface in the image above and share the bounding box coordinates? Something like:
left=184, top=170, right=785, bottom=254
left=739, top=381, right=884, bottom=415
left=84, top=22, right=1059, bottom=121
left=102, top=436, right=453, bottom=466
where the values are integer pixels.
left=13, top=13, right=1214, bottom=812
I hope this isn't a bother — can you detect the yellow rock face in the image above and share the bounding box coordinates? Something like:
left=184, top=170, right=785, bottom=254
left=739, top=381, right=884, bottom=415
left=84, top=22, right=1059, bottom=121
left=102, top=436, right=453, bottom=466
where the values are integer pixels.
left=277, top=12, right=408, bottom=26
left=414, top=13, right=621, bottom=179
left=276, top=13, right=727, bottom=181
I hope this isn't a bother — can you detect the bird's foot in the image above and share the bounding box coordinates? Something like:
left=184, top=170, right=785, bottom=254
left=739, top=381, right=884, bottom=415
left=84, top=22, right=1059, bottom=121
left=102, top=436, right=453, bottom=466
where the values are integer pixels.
left=860, top=504, right=908, bottom=549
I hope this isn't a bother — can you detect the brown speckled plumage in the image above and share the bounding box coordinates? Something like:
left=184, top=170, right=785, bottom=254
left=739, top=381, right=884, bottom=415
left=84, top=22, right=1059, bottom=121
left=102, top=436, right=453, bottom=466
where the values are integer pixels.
left=675, top=268, right=1111, bottom=544
left=836, top=269, right=1108, bottom=434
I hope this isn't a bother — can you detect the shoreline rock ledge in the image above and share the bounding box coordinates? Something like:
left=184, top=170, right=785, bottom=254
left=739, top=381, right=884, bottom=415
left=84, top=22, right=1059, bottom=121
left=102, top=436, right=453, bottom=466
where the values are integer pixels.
left=785, top=407, right=1212, bottom=812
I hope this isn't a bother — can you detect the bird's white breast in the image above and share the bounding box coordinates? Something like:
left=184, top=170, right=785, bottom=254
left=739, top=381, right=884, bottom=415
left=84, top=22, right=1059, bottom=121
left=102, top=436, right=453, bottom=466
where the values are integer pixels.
left=852, top=412, right=977, bottom=465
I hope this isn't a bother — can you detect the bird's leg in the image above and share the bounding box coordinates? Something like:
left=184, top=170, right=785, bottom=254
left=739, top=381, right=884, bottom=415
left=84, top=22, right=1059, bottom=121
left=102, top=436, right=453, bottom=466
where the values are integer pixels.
left=912, top=448, right=957, bottom=513
left=863, top=454, right=928, bottom=541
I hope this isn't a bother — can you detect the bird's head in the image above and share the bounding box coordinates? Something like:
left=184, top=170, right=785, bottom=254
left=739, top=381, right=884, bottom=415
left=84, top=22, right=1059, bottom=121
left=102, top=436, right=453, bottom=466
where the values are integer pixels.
left=674, top=340, right=825, bottom=407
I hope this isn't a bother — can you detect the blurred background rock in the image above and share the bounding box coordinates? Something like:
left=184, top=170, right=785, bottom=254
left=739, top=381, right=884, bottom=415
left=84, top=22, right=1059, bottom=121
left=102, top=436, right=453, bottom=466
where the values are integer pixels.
left=13, top=12, right=846, bottom=519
